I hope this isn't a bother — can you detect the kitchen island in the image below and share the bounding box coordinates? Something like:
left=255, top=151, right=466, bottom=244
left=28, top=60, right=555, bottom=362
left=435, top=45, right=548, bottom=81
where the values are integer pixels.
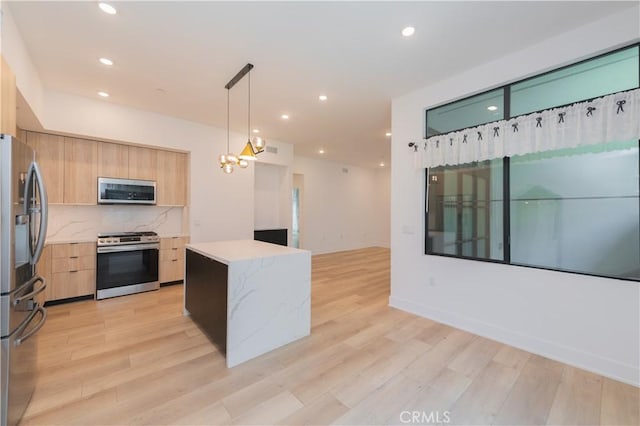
left=184, top=240, right=311, bottom=367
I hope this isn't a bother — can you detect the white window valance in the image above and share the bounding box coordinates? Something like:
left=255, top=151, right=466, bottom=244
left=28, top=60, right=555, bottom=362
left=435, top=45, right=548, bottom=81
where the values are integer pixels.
left=419, top=88, right=640, bottom=168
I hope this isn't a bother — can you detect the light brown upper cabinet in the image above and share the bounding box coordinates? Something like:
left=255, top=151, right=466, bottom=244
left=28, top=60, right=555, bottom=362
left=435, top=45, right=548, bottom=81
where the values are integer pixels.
left=17, top=128, right=27, bottom=141
left=97, top=142, right=129, bottom=179
left=157, top=150, right=188, bottom=206
left=1, top=56, right=17, bottom=137
left=64, top=137, right=98, bottom=204
left=26, top=132, right=65, bottom=204
left=129, top=146, right=157, bottom=181
left=25, top=131, right=188, bottom=206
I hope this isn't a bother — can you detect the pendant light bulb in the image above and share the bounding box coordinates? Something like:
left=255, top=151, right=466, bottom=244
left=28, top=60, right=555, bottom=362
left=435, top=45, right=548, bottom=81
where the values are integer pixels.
left=253, top=136, right=266, bottom=150
left=223, top=163, right=234, bottom=174
left=238, top=159, right=249, bottom=168
left=218, top=153, right=227, bottom=166
left=226, top=153, right=238, bottom=164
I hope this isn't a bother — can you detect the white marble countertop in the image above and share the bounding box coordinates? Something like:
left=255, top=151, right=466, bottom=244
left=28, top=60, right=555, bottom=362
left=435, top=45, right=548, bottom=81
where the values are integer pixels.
left=186, top=240, right=308, bottom=265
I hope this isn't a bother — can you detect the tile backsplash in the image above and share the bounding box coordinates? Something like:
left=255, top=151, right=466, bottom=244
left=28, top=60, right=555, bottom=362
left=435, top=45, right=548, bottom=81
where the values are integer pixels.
left=47, top=205, right=184, bottom=242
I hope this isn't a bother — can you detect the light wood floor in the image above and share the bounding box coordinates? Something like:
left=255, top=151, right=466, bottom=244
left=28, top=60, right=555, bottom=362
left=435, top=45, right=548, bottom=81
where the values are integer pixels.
left=22, top=247, right=639, bottom=425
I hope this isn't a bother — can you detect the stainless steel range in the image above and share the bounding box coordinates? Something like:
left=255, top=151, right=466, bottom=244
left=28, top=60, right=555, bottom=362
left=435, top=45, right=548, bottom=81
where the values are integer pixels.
left=96, top=231, right=159, bottom=300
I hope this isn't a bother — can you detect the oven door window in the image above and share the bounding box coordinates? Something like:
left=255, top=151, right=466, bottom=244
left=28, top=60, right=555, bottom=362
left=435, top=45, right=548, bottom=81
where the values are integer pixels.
left=97, top=249, right=159, bottom=290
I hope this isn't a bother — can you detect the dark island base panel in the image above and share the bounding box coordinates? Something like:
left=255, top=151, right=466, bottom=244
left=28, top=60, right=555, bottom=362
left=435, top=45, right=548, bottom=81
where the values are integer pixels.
left=185, top=249, right=228, bottom=352
left=254, top=229, right=287, bottom=246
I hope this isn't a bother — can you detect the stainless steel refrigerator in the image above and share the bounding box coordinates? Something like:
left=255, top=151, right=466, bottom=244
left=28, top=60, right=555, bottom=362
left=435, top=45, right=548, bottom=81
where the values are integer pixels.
left=0, top=134, right=48, bottom=425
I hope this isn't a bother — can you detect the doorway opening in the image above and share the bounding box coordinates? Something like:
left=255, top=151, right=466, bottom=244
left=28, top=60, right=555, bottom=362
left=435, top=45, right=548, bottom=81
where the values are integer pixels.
left=292, top=173, right=304, bottom=248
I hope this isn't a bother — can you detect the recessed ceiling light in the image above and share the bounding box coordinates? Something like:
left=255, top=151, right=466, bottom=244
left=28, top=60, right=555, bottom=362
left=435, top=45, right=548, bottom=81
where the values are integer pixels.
left=318, top=95, right=328, bottom=101
left=379, top=162, right=385, bottom=167
left=402, top=26, right=415, bottom=37
left=98, top=2, right=117, bottom=15
left=318, top=149, right=325, bottom=154
left=252, top=128, right=260, bottom=133
left=487, top=105, right=498, bottom=111
left=385, top=132, right=392, bottom=137
left=281, top=114, right=289, bottom=120
left=97, top=91, right=110, bottom=98
left=99, top=57, right=113, bottom=66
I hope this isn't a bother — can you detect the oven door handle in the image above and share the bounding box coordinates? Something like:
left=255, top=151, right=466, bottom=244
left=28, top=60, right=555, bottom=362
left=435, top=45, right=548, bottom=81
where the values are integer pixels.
left=97, top=244, right=159, bottom=253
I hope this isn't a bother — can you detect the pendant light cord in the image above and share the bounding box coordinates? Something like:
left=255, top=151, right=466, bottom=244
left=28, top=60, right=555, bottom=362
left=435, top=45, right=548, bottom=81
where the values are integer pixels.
left=227, top=88, right=230, bottom=153
left=247, top=70, right=251, bottom=140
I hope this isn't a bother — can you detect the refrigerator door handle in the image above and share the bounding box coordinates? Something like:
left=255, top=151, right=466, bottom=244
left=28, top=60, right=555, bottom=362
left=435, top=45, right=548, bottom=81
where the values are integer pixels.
left=13, top=276, right=47, bottom=306
left=15, top=305, right=47, bottom=346
left=25, top=161, right=48, bottom=265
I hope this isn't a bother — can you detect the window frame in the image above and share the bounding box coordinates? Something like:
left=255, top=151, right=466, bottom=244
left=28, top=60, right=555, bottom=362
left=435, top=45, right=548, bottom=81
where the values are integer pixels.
left=423, top=42, right=640, bottom=282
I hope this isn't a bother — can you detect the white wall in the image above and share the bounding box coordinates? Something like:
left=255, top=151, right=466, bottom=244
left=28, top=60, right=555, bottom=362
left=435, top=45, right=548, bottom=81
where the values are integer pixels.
left=391, top=7, right=640, bottom=386
left=293, top=155, right=390, bottom=254
left=254, top=162, right=289, bottom=230
left=2, top=2, right=390, bottom=253
left=373, top=166, right=391, bottom=248
left=1, top=4, right=45, bottom=122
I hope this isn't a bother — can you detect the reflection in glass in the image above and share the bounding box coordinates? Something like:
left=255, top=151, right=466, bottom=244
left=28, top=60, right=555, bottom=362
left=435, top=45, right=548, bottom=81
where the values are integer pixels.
left=511, top=46, right=639, bottom=116
left=510, top=141, right=639, bottom=280
left=426, top=89, right=504, bottom=137
left=427, top=159, right=504, bottom=260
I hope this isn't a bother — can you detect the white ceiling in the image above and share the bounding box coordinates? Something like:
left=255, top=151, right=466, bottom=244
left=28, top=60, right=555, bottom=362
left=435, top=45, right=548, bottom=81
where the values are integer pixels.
left=6, top=1, right=635, bottom=168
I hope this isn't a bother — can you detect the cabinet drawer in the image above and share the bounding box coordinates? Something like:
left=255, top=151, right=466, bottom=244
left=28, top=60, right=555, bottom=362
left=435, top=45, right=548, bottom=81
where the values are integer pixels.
left=160, top=248, right=184, bottom=262
left=159, top=237, right=189, bottom=250
left=159, top=258, right=184, bottom=283
left=51, top=242, right=96, bottom=258
left=52, top=255, right=96, bottom=273
left=51, top=270, right=95, bottom=300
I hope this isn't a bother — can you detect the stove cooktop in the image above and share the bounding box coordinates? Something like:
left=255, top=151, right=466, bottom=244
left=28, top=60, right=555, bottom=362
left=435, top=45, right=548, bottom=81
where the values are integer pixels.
left=97, top=231, right=159, bottom=246
left=98, top=231, right=158, bottom=238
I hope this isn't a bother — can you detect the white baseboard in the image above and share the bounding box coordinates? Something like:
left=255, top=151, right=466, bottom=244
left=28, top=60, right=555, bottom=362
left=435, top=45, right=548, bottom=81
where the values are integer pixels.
left=389, top=295, right=640, bottom=387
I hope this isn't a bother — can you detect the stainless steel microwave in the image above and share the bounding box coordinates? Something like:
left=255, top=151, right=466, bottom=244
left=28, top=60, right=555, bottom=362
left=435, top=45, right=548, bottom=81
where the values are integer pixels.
left=97, top=177, right=156, bottom=205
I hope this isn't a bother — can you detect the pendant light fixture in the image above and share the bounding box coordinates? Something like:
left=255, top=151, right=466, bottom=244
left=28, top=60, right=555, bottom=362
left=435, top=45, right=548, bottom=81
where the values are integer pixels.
left=218, top=88, right=237, bottom=173
left=218, top=63, right=266, bottom=173
left=239, top=69, right=266, bottom=161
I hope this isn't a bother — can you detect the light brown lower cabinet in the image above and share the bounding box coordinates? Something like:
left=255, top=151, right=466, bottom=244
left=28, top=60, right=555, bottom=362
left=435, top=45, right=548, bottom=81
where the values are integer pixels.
left=50, top=270, right=95, bottom=300
left=159, top=236, right=189, bottom=283
left=41, top=242, right=96, bottom=302
left=36, top=245, right=52, bottom=305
